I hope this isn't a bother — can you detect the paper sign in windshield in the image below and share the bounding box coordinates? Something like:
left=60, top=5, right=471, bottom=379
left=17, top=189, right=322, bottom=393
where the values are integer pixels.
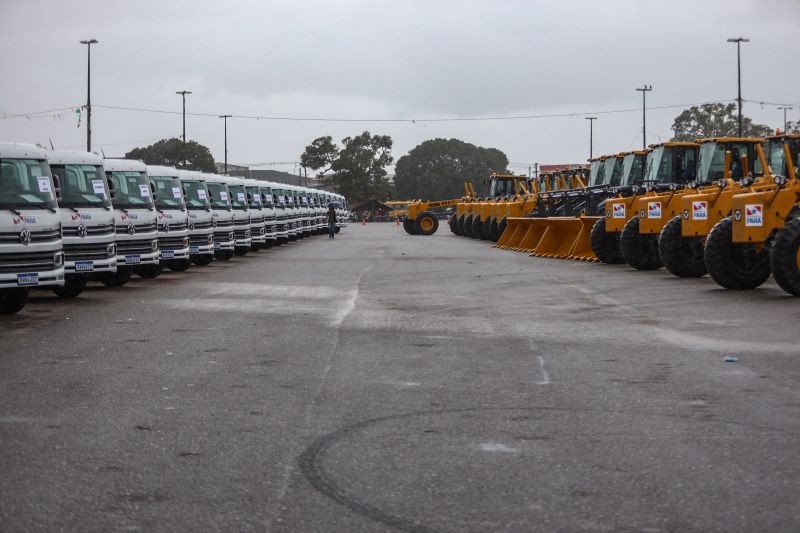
left=198, top=189, right=207, bottom=200
left=92, top=179, right=106, bottom=195
left=220, top=191, right=229, bottom=201
left=37, top=177, right=52, bottom=193
left=172, top=187, right=182, bottom=199
left=237, top=192, right=246, bottom=202
left=139, top=184, right=151, bottom=197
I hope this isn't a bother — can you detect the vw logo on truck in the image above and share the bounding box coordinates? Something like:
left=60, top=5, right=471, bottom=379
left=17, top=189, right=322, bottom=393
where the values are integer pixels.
left=19, top=229, right=32, bottom=245
left=77, top=224, right=88, bottom=238
left=127, top=223, right=136, bottom=235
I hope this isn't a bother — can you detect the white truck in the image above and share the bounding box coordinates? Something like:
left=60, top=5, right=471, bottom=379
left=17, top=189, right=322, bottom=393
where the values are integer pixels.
left=256, top=181, right=279, bottom=247
left=243, top=180, right=267, bottom=251
left=47, top=150, right=116, bottom=297
left=146, top=165, right=191, bottom=272
left=0, top=143, right=64, bottom=314
left=222, top=176, right=253, bottom=256
left=203, top=174, right=236, bottom=261
left=177, top=170, right=215, bottom=266
left=270, top=184, right=290, bottom=245
left=103, top=159, right=160, bottom=285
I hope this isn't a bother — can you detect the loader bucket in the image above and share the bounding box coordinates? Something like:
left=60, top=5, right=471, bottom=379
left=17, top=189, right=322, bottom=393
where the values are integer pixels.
left=531, top=217, right=583, bottom=258
left=514, top=218, right=550, bottom=252
left=569, top=216, right=601, bottom=262
left=496, top=218, right=522, bottom=248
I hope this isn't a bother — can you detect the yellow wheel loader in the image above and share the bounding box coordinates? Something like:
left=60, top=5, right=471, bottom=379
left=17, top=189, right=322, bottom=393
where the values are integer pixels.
left=403, top=182, right=477, bottom=236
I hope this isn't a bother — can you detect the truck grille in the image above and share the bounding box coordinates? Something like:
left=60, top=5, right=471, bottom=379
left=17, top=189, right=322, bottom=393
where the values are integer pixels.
left=64, top=242, right=109, bottom=261
left=158, top=221, right=188, bottom=232
left=215, top=219, right=233, bottom=229
left=191, top=220, right=213, bottom=230
left=117, top=239, right=154, bottom=255
left=0, top=250, right=56, bottom=273
left=159, top=236, right=187, bottom=249
left=0, top=227, right=61, bottom=244
left=64, top=223, right=114, bottom=237
left=190, top=235, right=210, bottom=246
left=213, top=231, right=232, bottom=242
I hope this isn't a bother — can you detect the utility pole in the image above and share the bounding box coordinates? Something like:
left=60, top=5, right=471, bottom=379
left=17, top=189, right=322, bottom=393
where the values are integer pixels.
left=218, top=114, right=231, bottom=174
left=635, top=85, right=652, bottom=149
left=777, top=106, right=793, bottom=133
left=585, top=116, right=597, bottom=159
left=176, top=90, right=192, bottom=167
left=727, top=37, right=749, bottom=137
left=79, top=39, right=98, bottom=152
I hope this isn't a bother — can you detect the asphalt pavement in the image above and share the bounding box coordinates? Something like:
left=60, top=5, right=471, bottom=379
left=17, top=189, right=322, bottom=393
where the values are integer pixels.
left=1, top=222, right=799, bottom=533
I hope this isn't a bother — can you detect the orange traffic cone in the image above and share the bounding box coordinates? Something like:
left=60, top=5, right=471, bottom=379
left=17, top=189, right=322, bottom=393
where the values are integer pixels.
left=395, top=218, right=400, bottom=226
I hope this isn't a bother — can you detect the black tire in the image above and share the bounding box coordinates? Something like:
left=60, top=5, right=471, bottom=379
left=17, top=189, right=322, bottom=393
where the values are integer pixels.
left=135, top=263, right=164, bottom=279
left=590, top=217, right=624, bottom=264
left=402, top=218, right=418, bottom=235
left=463, top=214, right=474, bottom=238
left=215, top=249, right=234, bottom=261
left=250, top=242, right=262, bottom=251
left=263, top=240, right=274, bottom=249
left=488, top=217, right=499, bottom=242
left=102, top=267, right=132, bottom=287
left=619, top=216, right=662, bottom=270
left=415, top=211, right=439, bottom=236
left=234, top=246, right=249, bottom=256
left=449, top=215, right=457, bottom=234
left=704, top=216, right=771, bottom=290
left=770, top=217, right=800, bottom=296
left=456, top=215, right=466, bottom=236
left=167, top=259, right=191, bottom=272
left=497, top=217, right=508, bottom=240
left=0, top=288, right=29, bottom=314
left=472, top=216, right=485, bottom=239
left=481, top=217, right=492, bottom=240
left=659, top=216, right=707, bottom=277
left=191, top=254, right=214, bottom=266
left=53, top=274, right=88, bottom=298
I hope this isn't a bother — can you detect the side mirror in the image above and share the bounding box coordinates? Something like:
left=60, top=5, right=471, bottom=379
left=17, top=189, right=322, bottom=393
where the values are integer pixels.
left=150, top=182, right=157, bottom=199
left=106, top=177, right=117, bottom=200
left=51, top=175, right=62, bottom=202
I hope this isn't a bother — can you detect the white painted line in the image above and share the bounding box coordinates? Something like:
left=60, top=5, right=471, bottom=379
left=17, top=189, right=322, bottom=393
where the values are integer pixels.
left=537, top=355, right=550, bottom=385
left=480, top=442, right=517, bottom=453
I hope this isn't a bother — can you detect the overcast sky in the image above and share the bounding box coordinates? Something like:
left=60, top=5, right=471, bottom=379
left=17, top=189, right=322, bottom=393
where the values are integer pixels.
left=2, top=0, right=799, bottom=175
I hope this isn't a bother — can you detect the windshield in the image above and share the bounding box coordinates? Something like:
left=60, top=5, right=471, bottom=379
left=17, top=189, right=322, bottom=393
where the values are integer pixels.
left=588, top=160, right=606, bottom=186
left=605, top=158, right=624, bottom=187
left=646, top=146, right=696, bottom=184
left=107, top=170, right=154, bottom=208
left=490, top=179, right=514, bottom=197
left=206, top=182, right=231, bottom=209
left=259, top=187, right=274, bottom=207
left=286, top=194, right=295, bottom=208
left=151, top=176, right=186, bottom=210
left=621, top=154, right=646, bottom=186
left=0, top=158, right=58, bottom=209
left=273, top=190, right=285, bottom=208
left=228, top=184, right=248, bottom=210
left=246, top=186, right=262, bottom=209
left=182, top=180, right=211, bottom=209
left=51, top=163, right=110, bottom=208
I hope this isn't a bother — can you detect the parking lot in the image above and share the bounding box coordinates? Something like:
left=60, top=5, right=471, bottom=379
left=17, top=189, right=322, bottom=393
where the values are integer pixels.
left=1, top=222, right=799, bottom=532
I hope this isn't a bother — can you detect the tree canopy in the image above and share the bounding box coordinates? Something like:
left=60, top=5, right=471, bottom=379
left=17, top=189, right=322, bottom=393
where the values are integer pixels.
left=393, top=138, right=509, bottom=200
left=300, top=131, right=393, bottom=204
left=125, top=138, right=216, bottom=172
left=671, top=103, right=773, bottom=141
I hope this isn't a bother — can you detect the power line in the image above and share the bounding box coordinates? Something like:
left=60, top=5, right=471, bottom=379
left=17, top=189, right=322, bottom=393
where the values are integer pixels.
left=0, top=106, right=80, bottom=119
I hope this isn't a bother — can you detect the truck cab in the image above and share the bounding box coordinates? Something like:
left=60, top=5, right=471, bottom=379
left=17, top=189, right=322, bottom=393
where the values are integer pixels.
left=244, top=180, right=266, bottom=251
left=203, top=174, right=236, bottom=261
left=102, top=159, right=160, bottom=286
left=177, top=170, right=215, bottom=266
left=270, top=184, right=289, bottom=244
left=147, top=165, right=191, bottom=273
left=48, top=150, right=115, bottom=298
left=0, top=143, right=64, bottom=314
left=282, top=186, right=299, bottom=241
left=257, top=181, right=279, bottom=247
left=222, top=176, right=252, bottom=255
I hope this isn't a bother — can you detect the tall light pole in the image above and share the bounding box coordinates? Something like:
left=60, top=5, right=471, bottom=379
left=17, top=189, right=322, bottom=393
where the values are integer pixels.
left=727, top=37, right=749, bottom=137
left=585, top=116, right=597, bottom=159
left=777, top=106, right=793, bottom=133
left=219, top=114, right=231, bottom=174
left=176, top=90, right=192, bottom=167
left=79, top=39, right=98, bottom=152
left=635, top=85, right=652, bottom=149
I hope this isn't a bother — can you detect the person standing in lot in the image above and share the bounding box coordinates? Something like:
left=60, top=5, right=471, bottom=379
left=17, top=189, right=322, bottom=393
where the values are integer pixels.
left=327, top=206, right=337, bottom=239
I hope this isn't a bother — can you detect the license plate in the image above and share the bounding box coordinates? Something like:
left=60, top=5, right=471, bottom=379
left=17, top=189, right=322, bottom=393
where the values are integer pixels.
left=161, top=250, right=174, bottom=259
left=214, top=242, right=221, bottom=250
left=124, top=255, right=141, bottom=264
left=189, top=246, right=199, bottom=253
left=17, top=273, right=38, bottom=286
left=75, top=261, right=94, bottom=272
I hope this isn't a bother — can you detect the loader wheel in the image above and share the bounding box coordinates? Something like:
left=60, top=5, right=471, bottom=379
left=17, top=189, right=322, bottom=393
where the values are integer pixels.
left=463, top=214, right=474, bottom=238
left=590, top=217, right=623, bottom=264
left=619, top=216, right=662, bottom=270
left=770, top=217, right=800, bottom=296
left=659, top=216, right=706, bottom=277
left=488, top=217, right=499, bottom=241
left=497, top=217, right=508, bottom=239
left=456, top=215, right=466, bottom=236
left=704, top=216, right=770, bottom=290
left=403, top=217, right=419, bottom=235
left=416, top=211, right=439, bottom=235
left=472, top=216, right=485, bottom=239
left=481, top=217, right=493, bottom=240
left=449, top=215, right=457, bottom=234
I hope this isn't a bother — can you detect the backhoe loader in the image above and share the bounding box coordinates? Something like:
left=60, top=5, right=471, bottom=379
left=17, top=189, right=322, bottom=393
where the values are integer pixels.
left=658, top=138, right=767, bottom=277
left=450, top=182, right=477, bottom=236
left=404, top=182, right=476, bottom=236
left=705, top=134, right=800, bottom=292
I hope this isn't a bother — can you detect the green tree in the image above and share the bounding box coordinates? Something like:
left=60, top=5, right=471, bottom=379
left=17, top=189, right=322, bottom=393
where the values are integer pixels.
left=125, top=138, right=216, bottom=172
left=671, top=103, right=773, bottom=141
left=393, top=138, right=509, bottom=200
left=300, top=131, right=393, bottom=204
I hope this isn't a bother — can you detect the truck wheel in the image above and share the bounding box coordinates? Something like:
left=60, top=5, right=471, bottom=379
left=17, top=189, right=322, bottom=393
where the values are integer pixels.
left=415, top=211, right=439, bottom=236
left=620, top=216, right=662, bottom=270
left=463, top=214, right=474, bottom=238
left=659, top=216, right=706, bottom=277
left=215, top=250, right=234, bottom=261
left=167, top=259, right=191, bottom=272
left=191, top=254, right=214, bottom=266
left=135, top=263, right=164, bottom=279
left=402, top=218, right=418, bottom=235
left=704, top=216, right=770, bottom=289
left=234, top=246, right=249, bottom=256
left=770, top=217, right=800, bottom=296
left=0, top=288, right=29, bottom=314
left=590, top=217, right=623, bottom=264
left=456, top=215, right=466, bottom=236
left=251, top=242, right=262, bottom=252
left=334, top=226, right=341, bottom=233
left=53, top=274, right=88, bottom=298
left=102, top=267, right=132, bottom=287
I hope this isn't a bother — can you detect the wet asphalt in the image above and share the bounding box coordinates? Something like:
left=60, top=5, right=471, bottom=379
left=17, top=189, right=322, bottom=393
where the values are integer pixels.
left=1, top=222, right=799, bottom=533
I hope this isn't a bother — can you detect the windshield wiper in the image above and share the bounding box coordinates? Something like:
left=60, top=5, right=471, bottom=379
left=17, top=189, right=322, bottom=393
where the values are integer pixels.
left=27, top=204, right=58, bottom=213
left=2, top=206, right=23, bottom=216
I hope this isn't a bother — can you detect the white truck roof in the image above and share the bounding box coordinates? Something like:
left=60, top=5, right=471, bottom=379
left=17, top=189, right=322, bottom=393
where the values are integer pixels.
left=0, top=142, right=49, bottom=160
left=146, top=165, right=179, bottom=177
left=104, top=159, right=147, bottom=172
left=47, top=150, right=103, bottom=166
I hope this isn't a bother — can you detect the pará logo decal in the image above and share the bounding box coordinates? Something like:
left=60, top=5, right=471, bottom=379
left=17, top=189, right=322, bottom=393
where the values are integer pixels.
left=745, top=204, right=763, bottom=227
left=612, top=203, right=626, bottom=219
left=647, top=202, right=662, bottom=219
left=692, top=201, right=708, bottom=220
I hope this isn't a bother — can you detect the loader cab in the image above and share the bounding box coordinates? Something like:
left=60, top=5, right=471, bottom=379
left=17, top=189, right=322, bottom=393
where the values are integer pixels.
left=620, top=150, right=648, bottom=188
left=644, top=142, right=699, bottom=188
left=604, top=155, right=624, bottom=187
left=694, top=137, right=764, bottom=185
left=488, top=174, right=523, bottom=199
left=766, top=134, right=800, bottom=177
left=587, top=158, right=607, bottom=187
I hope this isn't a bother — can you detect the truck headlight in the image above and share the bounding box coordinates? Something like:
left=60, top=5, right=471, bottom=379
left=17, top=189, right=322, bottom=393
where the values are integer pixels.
left=107, top=243, right=116, bottom=257
left=151, top=240, right=159, bottom=252
left=54, top=251, right=64, bottom=267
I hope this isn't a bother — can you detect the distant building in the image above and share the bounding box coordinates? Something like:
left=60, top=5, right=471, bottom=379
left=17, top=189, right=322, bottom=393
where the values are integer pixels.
left=214, top=162, right=249, bottom=174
